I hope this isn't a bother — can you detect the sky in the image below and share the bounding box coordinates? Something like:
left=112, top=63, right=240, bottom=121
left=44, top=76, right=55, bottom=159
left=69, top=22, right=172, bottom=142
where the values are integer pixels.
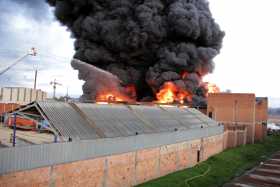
left=0, top=0, right=279, bottom=107
left=0, top=0, right=82, bottom=97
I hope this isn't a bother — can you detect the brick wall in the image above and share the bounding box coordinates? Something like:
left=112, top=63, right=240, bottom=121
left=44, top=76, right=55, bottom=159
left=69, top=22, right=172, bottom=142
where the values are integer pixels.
left=0, top=103, right=20, bottom=115
left=0, top=134, right=224, bottom=187
left=255, top=98, right=268, bottom=141
left=223, top=124, right=247, bottom=149
left=207, top=93, right=268, bottom=144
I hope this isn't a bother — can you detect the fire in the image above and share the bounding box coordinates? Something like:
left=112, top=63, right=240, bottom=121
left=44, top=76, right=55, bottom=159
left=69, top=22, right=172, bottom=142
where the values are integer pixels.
left=156, top=70, right=220, bottom=104
left=205, top=82, right=220, bottom=95
left=156, top=82, right=176, bottom=103
left=94, top=72, right=220, bottom=105
left=96, top=93, right=124, bottom=102
left=95, top=85, right=136, bottom=103
left=156, top=82, right=191, bottom=104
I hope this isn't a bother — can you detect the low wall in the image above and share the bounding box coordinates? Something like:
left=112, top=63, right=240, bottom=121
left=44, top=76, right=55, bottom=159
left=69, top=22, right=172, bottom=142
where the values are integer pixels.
left=255, top=123, right=267, bottom=141
left=0, top=103, right=19, bottom=116
left=223, top=124, right=247, bottom=149
left=0, top=133, right=224, bottom=187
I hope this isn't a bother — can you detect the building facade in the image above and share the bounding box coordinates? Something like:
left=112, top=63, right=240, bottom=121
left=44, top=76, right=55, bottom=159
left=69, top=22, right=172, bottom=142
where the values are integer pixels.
left=0, top=87, right=47, bottom=105
left=207, top=93, right=268, bottom=147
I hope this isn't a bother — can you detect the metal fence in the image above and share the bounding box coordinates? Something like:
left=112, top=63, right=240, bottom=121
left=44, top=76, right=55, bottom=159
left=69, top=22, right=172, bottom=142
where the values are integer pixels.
left=0, top=125, right=223, bottom=175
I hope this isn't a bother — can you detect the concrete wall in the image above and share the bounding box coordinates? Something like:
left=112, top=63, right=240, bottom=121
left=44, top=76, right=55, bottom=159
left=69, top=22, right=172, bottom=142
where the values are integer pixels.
left=0, top=87, right=47, bottom=104
left=0, top=134, right=224, bottom=187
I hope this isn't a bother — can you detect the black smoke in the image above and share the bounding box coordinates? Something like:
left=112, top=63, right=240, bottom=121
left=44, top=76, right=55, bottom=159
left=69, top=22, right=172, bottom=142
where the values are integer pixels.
left=47, top=0, right=224, bottom=106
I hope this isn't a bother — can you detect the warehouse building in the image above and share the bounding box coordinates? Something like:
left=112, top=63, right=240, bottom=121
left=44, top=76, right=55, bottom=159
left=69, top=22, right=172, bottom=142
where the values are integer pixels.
left=0, top=101, right=224, bottom=187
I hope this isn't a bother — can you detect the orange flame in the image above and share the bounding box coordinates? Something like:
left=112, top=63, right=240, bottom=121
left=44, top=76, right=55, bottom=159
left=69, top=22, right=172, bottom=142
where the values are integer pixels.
left=156, top=82, right=191, bottom=104
left=96, top=93, right=124, bottom=103
left=95, top=85, right=137, bottom=103
left=205, top=82, right=220, bottom=95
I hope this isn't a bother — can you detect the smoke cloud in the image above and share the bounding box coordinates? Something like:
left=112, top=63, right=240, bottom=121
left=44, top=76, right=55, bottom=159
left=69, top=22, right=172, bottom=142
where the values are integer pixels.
left=71, top=59, right=134, bottom=102
left=47, top=0, right=224, bottom=106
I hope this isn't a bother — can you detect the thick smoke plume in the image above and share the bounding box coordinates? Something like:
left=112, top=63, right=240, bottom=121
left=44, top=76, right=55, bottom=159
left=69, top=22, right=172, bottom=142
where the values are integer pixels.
left=71, top=59, right=135, bottom=102
left=47, top=0, right=224, bottom=106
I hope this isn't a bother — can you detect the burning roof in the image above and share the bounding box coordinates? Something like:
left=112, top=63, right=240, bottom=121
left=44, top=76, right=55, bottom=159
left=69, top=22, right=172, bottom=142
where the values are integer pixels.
left=47, top=0, right=224, bottom=106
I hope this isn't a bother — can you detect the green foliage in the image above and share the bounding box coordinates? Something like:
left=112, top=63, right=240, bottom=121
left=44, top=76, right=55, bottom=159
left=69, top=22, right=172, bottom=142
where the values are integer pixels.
left=136, top=135, right=280, bottom=187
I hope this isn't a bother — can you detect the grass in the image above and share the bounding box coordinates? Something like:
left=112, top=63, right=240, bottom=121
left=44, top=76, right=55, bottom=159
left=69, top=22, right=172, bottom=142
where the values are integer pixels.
left=136, top=135, right=280, bottom=187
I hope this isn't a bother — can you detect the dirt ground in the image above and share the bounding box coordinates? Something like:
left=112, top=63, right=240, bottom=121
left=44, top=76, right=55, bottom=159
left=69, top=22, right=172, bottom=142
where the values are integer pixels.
left=0, top=123, right=54, bottom=147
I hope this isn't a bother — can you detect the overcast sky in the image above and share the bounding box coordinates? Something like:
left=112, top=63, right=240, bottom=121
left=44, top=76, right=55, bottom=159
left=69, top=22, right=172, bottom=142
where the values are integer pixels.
left=0, top=0, right=81, bottom=97
left=0, top=0, right=279, bottom=106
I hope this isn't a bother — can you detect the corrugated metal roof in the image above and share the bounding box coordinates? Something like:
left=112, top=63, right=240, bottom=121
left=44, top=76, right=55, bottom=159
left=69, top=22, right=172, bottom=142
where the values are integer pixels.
left=130, top=105, right=188, bottom=132
left=17, top=101, right=219, bottom=140
left=37, top=102, right=99, bottom=140
left=76, top=103, right=156, bottom=138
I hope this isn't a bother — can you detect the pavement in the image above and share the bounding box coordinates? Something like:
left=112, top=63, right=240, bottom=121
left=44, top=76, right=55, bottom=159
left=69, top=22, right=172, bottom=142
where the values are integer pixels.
left=224, top=152, right=280, bottom=187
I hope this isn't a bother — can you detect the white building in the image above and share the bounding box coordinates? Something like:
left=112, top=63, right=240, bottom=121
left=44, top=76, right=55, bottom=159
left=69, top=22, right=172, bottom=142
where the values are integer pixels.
left=0, top=87, right=47, bottom=104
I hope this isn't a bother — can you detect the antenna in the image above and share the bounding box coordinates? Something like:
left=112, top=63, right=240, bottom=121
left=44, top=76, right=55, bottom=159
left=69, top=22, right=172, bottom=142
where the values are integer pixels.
left=50, top=79, right=62, bottom=99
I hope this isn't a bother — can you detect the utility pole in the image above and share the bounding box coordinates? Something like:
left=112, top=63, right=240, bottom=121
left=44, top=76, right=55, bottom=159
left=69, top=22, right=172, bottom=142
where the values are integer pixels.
left=0, top=47, right=37, bottom=76
left=34, top=69, right=38, bottom=90
left=50, top=79, right=62, bottom=99
left=32, top=47, right=38, bottom=90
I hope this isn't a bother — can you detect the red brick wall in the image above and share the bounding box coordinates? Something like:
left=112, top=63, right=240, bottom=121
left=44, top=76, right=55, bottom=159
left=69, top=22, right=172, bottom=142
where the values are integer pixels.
left=222, top=125, right=247, bottom=149
left=0, top=134, right=224, bottom=187
left=255, top=123, right=267, bottom=142
left=0, top=167, right=50, bottom=187
left=255, top=98, right=268, bottom=141
left=207, top=93, right=256, bottom=144
left=53, top=157, right=105, bottom=187
left=255, top=98, right=268, bottom=123
left=207, top=93, right=255, bottom=123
